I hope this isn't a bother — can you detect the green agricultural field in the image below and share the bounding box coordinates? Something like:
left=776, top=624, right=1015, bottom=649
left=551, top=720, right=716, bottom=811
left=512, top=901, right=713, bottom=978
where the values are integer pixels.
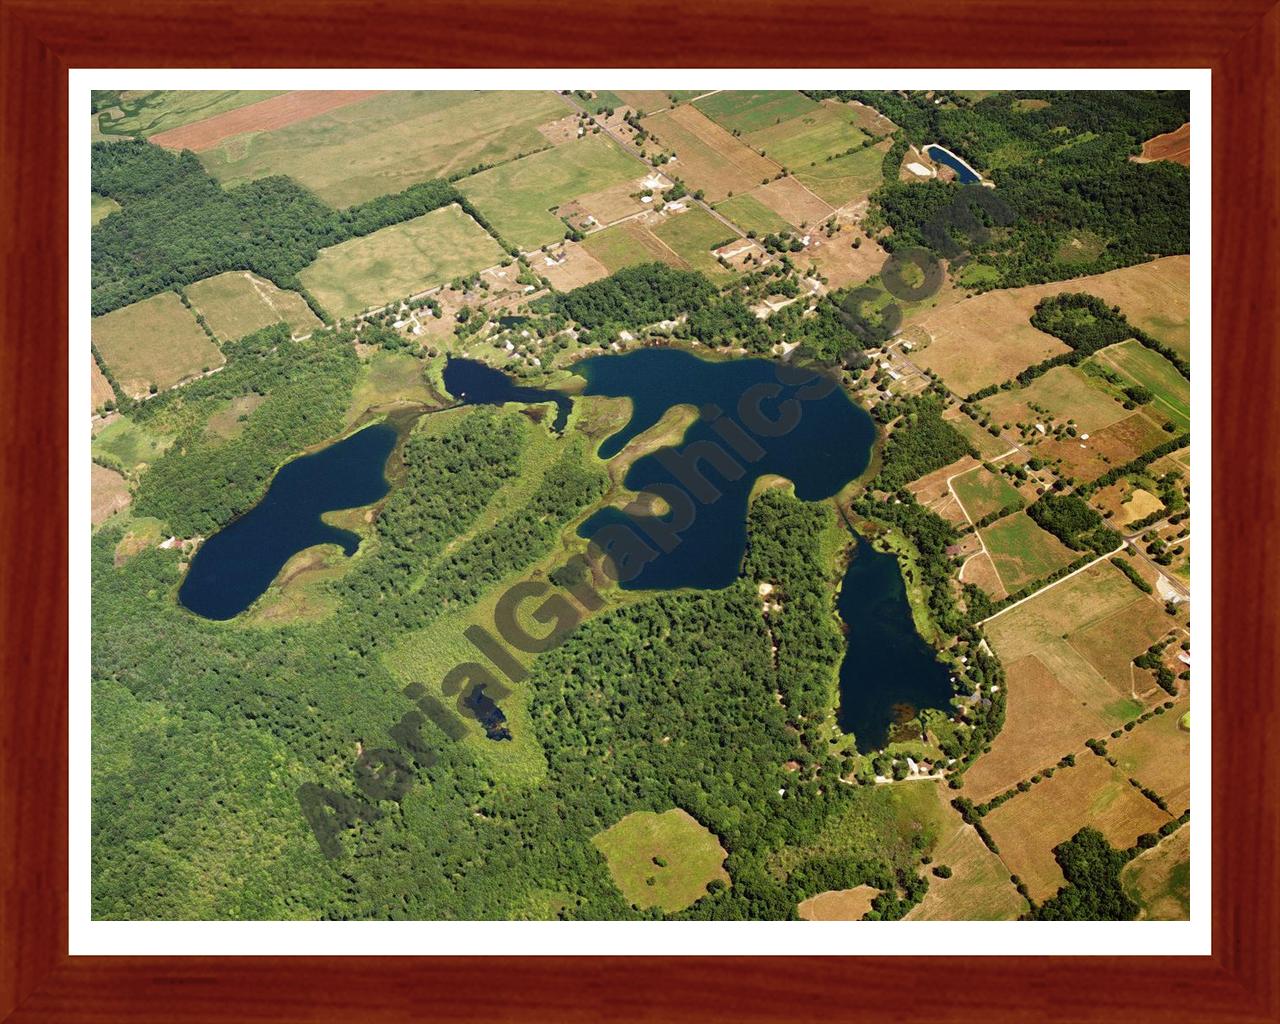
left=694, top=90, right=818, bottom=134
left=714, top=193, right=791, bottom=236
left=591, top=809, right=730, bottom=913
left=652, top=208, right=737, bottom=280
left=201, top=90, right=566, bottom=208
left=582, top=221, right=682, bottom=273
left=793, top=145, right=885, bottom=206
left=745, top=105, right=871, bottom=169
left=582, top=227, right=660, bottom=273
left=952, top=466, right=1024, bottom=523
left=299, top=204, right=505, bottom=319
left=91, top=193, right=121, bottom=225
left=1091, top=340, right=1190, bottom=431
left=94, top=90, right=282, bottom=138
left=92, top=292, right=223, bottom=398
left=92, top=415, right=173, bottom=475
left=980, top=512, right=1078, bottom=592
left=185, top=272, right=320, bottom=342
left=458, top=134, right=639, bottom=251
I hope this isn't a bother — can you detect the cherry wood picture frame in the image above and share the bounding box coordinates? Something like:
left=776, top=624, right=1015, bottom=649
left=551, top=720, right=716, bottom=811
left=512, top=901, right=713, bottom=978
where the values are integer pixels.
left=2, top=1, right=1277, bottom=1020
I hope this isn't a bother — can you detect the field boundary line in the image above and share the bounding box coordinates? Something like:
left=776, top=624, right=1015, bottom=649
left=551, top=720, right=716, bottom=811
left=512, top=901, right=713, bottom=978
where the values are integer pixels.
left=978, top=544, right=1126, bottom=626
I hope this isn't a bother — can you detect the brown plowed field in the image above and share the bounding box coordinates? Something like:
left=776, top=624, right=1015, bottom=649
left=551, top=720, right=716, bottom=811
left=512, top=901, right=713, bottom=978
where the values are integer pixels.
left=1133, top=123, right=1190, bottom=167
left=150, top=91, right=382, bottom=152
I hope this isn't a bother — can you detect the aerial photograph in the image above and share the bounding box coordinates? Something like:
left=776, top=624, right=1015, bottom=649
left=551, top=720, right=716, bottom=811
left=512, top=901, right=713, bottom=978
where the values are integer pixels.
left=89, top=87, right=1192, bottom=923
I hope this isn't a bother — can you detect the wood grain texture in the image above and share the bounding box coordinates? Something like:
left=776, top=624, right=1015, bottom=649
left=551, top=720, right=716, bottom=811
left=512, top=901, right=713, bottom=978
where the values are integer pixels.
left=1, top=0, right=1276, bottom=1020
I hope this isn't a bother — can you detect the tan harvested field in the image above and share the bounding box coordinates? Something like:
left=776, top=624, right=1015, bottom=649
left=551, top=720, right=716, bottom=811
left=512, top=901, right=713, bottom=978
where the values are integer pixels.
left=536, top=113, right=582, bottom=145
left=839, top=100, right=897, bottom=135
left=91, top=464, right=131, bottom=525
left=945, top=407, right=1012, bottom=460
left=964, top=561, right=1165, bottom=800
left=961, top=551, right=1008, bottom=601
left=537, top=244, right=610, bottom=291
left=983, top=756, right=1172, bottom=901
left=614, top=91, right=674, bottom=115
left=1133, top=123, right=1191, bottom=167
left=913, top=300, right=1070, bottom=397
left=299, top=205, right=505, bottom=319
left=90, top=355, right=114, bottom=413
left=802, top=224, right=891, bottom=289
left=1067, top=598, right=1174, bottom=698
left=92, top=292, right=224, bottom=398
left=905, top=455, right=979, bottom=525
left=1037, top=411, right=1170, bottom=485
left=905, top=789, right=1027, bottom=921
left=977, top=365, right=1129, bottom=436
left=914, top=258, right=1190, bottom=394
left=641, top=105, right=779, bottom=202
left=1110, top=698, right=1191, bottom=815
left=150, top=91, right=381, bottom=152
left=570, top=178, right=651, bottom=226
left=747, top=176, right=834, bottom=228
left=1121, top=825, right=1190, bottom=920
left=186, top=272, right=320, bottom=341
left=1093, top=482, right=1165, bottom=526
left=797, top=885, right=879, bottom=921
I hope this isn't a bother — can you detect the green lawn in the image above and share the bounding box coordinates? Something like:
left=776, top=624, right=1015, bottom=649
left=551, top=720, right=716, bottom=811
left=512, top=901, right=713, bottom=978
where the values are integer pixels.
left=91, top=193, right=121, bottom=225
left=591, top=809, right=730, bottom=913
left=201, top=91, right=566, bottom=208
left=745, top=105, right=870, bottom=169
left=951, top=466, right=1024, bottom=523
left=458, top=134, right=639, bottom=251
left=714, top=193, right=791, bottom=236
left=1092, top=340, right=1190, bottom=431
left=92, top=416, right=173, bottom=475
left=582, top=221, right=680, bottom=273
left=980, top=512, right=1079, bottom=593
left=651, top=207, right=737, bottom=280
left=299, top=204, right=505, bottom=319
left=693, top=90, right=818, bottom=134
left=792, top=145, right=885, bottom=206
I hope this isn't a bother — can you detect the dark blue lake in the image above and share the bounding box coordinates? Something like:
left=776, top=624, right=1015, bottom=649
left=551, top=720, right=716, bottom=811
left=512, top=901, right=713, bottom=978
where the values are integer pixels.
left=177, top=422, right=397, bottom=621
left=924, top=144, right=981, bottom=184
left=835, top=533, right=954, bottom=752
left=444, top=356, right=572, bottom=432
left=574, top=348, right=874, bottom=590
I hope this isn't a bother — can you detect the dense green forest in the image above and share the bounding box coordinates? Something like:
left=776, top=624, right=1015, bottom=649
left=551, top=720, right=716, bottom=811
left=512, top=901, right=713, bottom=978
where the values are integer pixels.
left=90, top=141, right=504, bottom=316
left=1028, top=828, right=1138, bottom=920
left=95, top=413, right=936, bottom=919
left=814, top=91, right=1191, bottom=290
left=131, top=324, right=359, bottom=536
left=873, top=394, right=976, bottom=491
left=1027, top=492, right=1121, bottom=555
